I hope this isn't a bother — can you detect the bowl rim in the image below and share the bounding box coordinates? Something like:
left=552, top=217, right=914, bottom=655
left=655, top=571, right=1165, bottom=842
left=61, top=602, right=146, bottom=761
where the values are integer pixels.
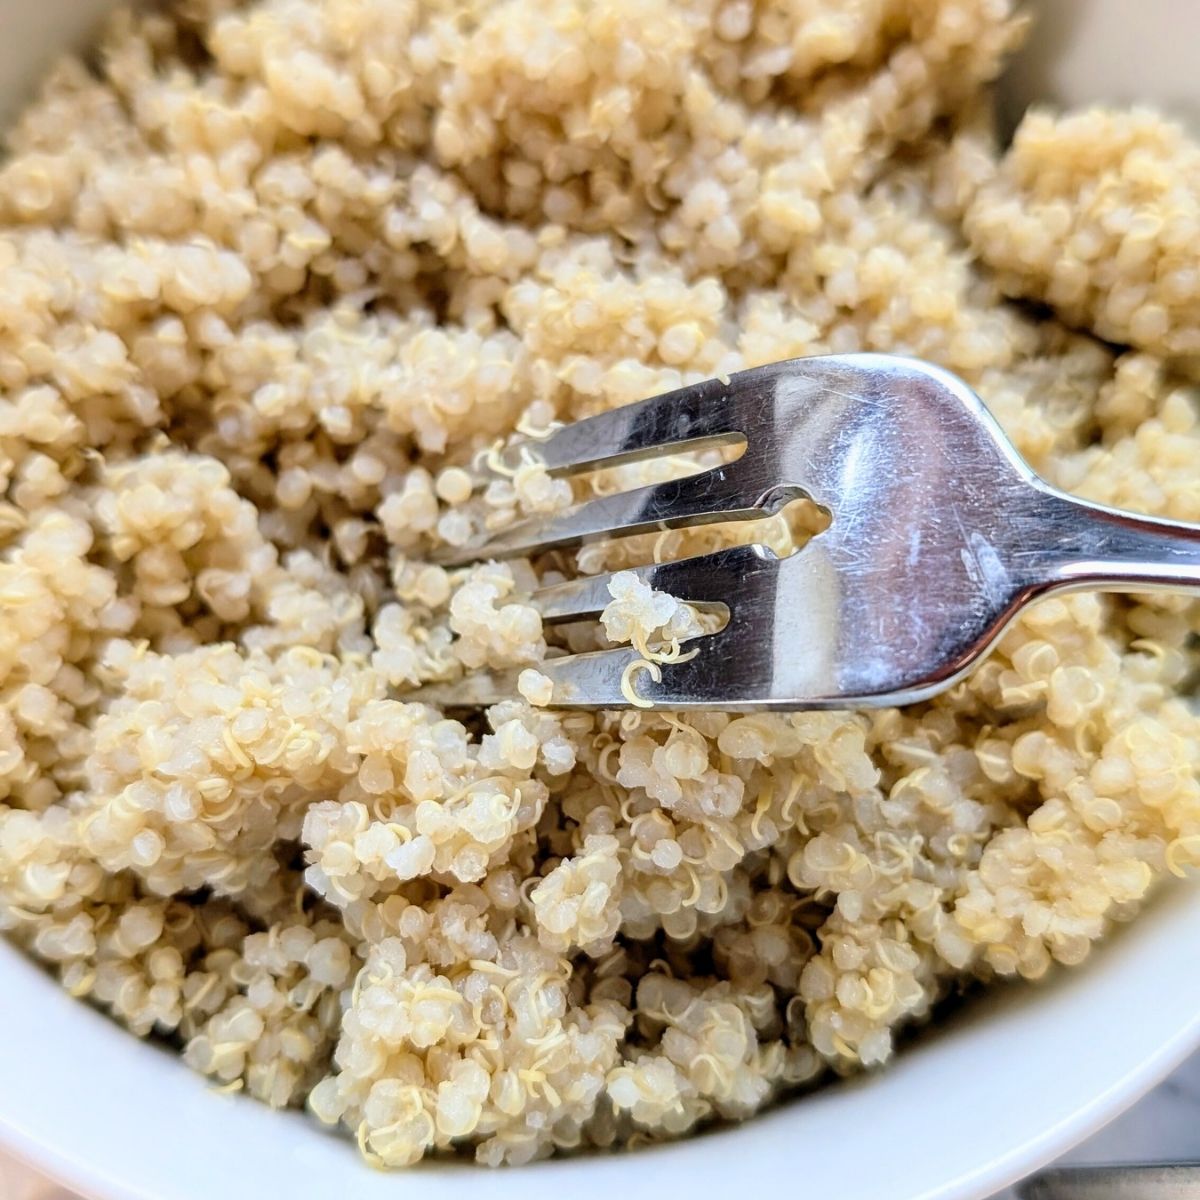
left=4, top=884, right=1200, bottom=1200
left=2, top=3, right=1200, bottom=1198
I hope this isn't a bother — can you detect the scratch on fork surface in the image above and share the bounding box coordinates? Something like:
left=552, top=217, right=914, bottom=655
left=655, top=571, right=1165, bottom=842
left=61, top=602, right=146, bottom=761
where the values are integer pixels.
left=822, top=385, right=871, bottom=404
left=960, top=530, right=1010, bottom=608
left=947, top=503, right=1010, bottom=608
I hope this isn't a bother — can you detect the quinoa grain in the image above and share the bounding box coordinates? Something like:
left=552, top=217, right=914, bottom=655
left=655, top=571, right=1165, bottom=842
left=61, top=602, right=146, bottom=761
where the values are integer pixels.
left=0, top=0, right=1198, bottom=1170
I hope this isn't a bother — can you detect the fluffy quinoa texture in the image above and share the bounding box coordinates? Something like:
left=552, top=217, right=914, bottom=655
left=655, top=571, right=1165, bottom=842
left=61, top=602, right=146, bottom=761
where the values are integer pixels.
left=1, top=0, right=1199, bottom=1170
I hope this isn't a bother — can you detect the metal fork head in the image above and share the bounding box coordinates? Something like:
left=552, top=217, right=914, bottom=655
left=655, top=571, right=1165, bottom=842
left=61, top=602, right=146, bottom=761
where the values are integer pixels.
left=418, top=354, right=1120, bottom=710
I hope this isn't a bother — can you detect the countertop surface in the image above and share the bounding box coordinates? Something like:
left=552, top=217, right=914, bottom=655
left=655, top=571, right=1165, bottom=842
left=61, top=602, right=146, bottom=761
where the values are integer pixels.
left=3, top=1052, right=1198, bottom=1200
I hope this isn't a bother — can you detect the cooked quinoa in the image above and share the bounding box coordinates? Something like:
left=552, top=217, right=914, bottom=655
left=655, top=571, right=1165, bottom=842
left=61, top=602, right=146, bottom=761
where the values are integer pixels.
left=1, top=0, right=1198, bottom=1170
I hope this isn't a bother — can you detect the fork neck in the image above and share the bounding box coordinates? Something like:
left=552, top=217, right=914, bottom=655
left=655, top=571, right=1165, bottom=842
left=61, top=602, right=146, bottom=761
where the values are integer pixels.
left=1033, top=486, right=1200, bottom=597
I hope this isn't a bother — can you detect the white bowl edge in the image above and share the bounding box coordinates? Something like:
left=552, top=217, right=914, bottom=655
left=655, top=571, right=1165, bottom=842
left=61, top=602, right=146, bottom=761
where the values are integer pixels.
left=3, top=885, right=1200, bottom=1200
left=1, top=2, right=1200, bottom=1198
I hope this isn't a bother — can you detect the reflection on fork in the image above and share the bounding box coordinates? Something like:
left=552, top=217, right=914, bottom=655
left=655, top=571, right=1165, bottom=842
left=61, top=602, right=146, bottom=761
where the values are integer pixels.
left=414, top=354, right=1200, bottom=711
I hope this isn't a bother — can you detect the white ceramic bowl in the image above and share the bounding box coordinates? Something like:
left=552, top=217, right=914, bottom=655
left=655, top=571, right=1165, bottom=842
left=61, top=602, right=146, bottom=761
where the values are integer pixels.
left=2, top=4, right=1199, bottom=1199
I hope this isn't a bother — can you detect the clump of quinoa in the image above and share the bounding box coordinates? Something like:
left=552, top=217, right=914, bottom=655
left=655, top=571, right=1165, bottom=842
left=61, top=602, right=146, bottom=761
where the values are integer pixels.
left=1, top=0, right=1198, bottom=1170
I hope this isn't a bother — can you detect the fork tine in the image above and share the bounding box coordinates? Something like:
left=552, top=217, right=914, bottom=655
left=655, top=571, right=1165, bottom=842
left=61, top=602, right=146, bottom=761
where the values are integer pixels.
left=544, top=645, right=690, bottom=708
left=407, top=544, right=783, bottom=709
left=494, top=374, right=744, bottom=478
left=406, top=640, right=723, bottom=709
left=532, top=543, right=774, bottom=622
left=532, top=572, right=632, bottom=624
left=408, top=626, right=757, bottom=710
left=402, top=649, right=648, bottom=710
left=434, top=463, right=764, bottom=565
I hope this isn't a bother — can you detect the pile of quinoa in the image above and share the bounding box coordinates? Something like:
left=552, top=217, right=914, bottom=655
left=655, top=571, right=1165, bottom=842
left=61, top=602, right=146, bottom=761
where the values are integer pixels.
left=1, top=0, right=1199, bottom=1169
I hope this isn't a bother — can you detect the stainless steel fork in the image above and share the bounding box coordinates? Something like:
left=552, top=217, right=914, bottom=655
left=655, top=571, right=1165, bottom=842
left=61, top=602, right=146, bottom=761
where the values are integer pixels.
left=417, top=353, right=1200, bottom=710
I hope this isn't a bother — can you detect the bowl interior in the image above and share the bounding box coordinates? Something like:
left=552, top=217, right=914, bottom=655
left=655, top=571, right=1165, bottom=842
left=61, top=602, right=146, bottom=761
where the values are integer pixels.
left=1, top=3, right=1199, bottom=1199
left=3, top=886, right=1199, bottom=1200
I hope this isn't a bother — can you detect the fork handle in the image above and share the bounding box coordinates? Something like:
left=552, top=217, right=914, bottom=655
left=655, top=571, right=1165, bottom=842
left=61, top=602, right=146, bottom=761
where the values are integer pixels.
left=1037, top=487, right=1200, bottom=595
